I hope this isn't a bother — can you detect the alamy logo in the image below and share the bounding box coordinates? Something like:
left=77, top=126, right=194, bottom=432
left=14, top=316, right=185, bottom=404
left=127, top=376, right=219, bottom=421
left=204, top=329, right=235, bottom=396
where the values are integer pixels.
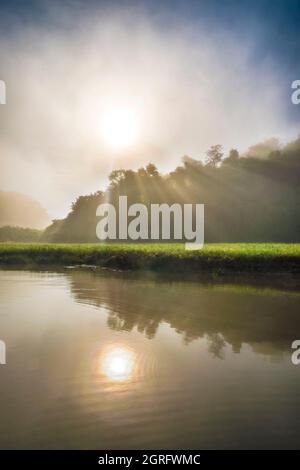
left=0, top=80, right=6, bottom=105
left=291, top=80, right=300, bottom=105
left=96, top=196, right=204, bottom=249
left=0, top=340, right=6, bottom=365
left=291, top=340, right=300, bottom=365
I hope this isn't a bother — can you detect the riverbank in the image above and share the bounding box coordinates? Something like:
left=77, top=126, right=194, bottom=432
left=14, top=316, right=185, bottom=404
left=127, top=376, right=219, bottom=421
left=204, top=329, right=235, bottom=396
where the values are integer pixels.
left=0, top=242, right=299, bottom=274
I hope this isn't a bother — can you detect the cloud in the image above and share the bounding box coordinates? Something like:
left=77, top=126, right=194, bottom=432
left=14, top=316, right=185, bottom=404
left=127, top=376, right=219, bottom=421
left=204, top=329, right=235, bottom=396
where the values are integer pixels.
left=0, top=5, right=295, bottom=217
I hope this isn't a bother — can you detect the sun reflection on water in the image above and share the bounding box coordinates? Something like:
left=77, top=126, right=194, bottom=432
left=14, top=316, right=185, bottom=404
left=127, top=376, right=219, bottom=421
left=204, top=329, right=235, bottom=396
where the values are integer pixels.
left=100, top=346, right=135, bottom=382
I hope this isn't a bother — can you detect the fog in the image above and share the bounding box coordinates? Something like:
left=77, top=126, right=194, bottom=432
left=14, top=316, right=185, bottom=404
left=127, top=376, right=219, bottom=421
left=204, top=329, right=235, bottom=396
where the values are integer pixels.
left=0, top=5, right=296, bottom=218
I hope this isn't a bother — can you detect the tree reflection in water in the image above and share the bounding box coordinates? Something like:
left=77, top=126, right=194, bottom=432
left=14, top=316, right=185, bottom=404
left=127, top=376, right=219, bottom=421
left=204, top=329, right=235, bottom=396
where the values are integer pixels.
left=69, top=269, right=300, bottom=359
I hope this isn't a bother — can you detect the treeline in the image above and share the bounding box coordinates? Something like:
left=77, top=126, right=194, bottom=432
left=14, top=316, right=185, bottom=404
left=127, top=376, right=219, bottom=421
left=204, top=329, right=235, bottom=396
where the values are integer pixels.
left=2, top=135, right=300, bottom=243
left=0, top=226, right=42, bottom=242
left=43, top=135, right=300, bottom=243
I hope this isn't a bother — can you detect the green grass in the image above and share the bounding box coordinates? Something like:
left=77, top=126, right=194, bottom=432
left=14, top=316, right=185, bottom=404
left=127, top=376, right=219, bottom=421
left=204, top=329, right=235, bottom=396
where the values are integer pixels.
left=0, top=242, right=299, bottom=273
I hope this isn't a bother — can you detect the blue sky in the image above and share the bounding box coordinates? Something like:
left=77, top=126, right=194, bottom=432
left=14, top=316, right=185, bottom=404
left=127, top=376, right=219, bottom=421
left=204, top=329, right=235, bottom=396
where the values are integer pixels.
left=1, top=0, right=299, bottom=114
left=1, top=0, right=299, bottom=64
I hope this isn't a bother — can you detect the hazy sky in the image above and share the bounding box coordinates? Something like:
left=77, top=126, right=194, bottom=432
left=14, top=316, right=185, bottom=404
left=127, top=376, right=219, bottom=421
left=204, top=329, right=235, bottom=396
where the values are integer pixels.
left=0, top=0, right=299, bottom=218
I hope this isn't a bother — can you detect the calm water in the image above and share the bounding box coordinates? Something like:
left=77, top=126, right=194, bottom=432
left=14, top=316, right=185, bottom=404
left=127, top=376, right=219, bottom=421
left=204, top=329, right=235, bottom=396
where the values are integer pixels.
left=0, top=269, right=300, bottom=449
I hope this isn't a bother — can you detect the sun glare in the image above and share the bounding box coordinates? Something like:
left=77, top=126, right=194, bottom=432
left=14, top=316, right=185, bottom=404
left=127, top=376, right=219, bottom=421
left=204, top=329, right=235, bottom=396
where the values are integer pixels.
left=100, top=106, right=139, bottom=150
left=100, top=346, right=135, bottom=382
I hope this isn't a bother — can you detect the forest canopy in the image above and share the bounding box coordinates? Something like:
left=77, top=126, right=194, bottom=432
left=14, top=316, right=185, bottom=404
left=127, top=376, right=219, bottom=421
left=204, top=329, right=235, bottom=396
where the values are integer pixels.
left=40, top=135, right=300, bottom=243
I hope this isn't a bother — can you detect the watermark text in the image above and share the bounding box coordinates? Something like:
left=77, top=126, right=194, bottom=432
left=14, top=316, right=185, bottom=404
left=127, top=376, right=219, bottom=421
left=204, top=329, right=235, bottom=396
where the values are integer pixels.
left=0, top=340, right=6, bottom=365
left=96, top=196, right=204, bottom=249
left=291, top=80, right=300, bottom=105
left=291, top=340, right=300, bottom=365
left=0, top=80, right=6, bottom=105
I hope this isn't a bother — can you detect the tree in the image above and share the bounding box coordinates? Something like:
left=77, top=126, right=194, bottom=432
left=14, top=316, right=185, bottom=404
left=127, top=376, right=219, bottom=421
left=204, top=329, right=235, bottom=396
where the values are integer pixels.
left=137, top=167, right=148, bottom=178
left=205, top=144, right=223, bottom=166
left=109, top=169, right=126, bottom=186
left=146, top=163, right=159, bottom=177
left=223, top=148, right=240, bottom=164
left=228, top=148, right=239, bottom=160
left=182, top=155, right=203, bottom=168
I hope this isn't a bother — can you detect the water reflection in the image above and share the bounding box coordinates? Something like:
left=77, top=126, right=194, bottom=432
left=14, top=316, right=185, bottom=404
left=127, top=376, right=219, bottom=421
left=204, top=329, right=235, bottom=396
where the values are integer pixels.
left=1, top=269, right=300, bottom=450
left=69, top=269, right=300, bottom=359
left=100, top=345, right=135, bottom=382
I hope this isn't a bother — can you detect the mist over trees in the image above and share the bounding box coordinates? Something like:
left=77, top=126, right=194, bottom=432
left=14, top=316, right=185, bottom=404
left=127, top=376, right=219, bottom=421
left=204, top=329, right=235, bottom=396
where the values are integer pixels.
left=0, top=191, right=50, bottom=229
left=12, top=135, right=300, bottom=243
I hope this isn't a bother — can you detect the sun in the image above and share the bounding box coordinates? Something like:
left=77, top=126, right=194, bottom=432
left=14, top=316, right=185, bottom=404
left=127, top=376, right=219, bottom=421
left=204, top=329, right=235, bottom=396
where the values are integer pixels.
left=100, top=346, right=135, bottom=382
left=100, top=106, right=139, bottom=151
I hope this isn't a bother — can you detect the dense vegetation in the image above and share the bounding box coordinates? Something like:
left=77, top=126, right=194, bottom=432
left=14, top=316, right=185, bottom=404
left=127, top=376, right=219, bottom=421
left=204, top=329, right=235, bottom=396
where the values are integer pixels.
left=0, top=136, right=299, bottom=244
left=41, top=136, right=300, bottom=243
left=0, top=226, right=42, bottom=242
left=0, top=243, right=299, bottom=273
